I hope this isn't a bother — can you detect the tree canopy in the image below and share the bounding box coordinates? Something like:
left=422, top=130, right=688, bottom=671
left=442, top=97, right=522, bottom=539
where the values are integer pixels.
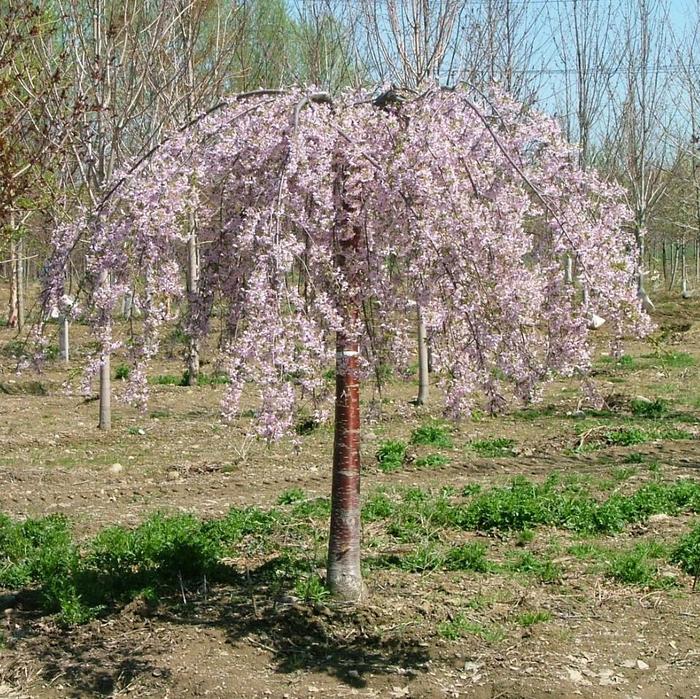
left=41, top=87, right=649, bottom=438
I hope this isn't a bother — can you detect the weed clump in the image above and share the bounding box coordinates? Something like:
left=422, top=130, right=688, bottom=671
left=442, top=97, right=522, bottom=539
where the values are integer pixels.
left=631, top=398, right=668, bottom=419
left=671, top=522, right=700, bottom=588
left=469, top=438, right=516, bottom=457
left=375, top=440, right=407, bottom=472
left=411, top=423, right=452, bottom=448
left=414, top=453, right=450, bottom=469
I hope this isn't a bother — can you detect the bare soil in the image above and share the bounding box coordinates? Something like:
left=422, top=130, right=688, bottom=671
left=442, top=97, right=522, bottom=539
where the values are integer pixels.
left=1, top=292, right=700, bottom=698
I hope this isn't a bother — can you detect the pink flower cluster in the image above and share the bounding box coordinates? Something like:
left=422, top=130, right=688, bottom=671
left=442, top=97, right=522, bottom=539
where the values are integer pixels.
left=41, top=87, right=650, bottom=437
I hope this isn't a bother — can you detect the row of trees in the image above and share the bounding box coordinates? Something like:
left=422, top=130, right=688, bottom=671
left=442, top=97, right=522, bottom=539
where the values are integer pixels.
left=3, top=1, right=700, bottom=327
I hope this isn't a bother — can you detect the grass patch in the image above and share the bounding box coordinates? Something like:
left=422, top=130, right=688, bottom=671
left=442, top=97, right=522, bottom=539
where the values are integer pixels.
left=575, top=423, right=694, bottom=452
left=631, top=397, right=668, bottom=418
left=149, top=374, right=183, bottom=386
left=656, top=351, right=696, bottom=368
left=438, top=615, right=505, bottom=643
left=469, top=438, right=516, bottom=457
left=114, top=364, right=130, bottom=381
left=444, top=542, right=490, bottom=572
left=375, top=440, right=407, bottom=472
left=411, top=423, right=452, bottom=448
left=414, top=453, right=450, bottom=469
left=515, top=610, right=551, bottom=627
left=606, top=541, right=675, bottom=588
left=505, top=551, right=561, bottom=583
left=671, top=522, right=700, bottom=588
left=0, top=507, right=281, bottom=625
left=513, top=405, right=556, bottom=420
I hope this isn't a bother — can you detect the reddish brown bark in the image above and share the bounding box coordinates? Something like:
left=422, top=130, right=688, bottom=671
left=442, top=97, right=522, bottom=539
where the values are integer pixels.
left=326, top=155, right=364, bottom=601
left=327, top=329, right=363, bottom=600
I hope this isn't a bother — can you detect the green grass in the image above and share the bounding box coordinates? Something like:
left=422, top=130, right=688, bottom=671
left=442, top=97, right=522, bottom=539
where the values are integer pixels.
left=4, top=473, right=700, bottom=626
left=444, top=542, right=490, bottom=572
left=671, top=522, right=700, bottom=588
left=656, top=351, right=696, bottom=368
left=606, top=541, right=675, bottom=589
left=411, top=423, right=452, bottom=448
left=438, top=614, right=505, bottom=643
left=468, top=438, right=516, bottom=457
left=115, top=364, right=130, bottom=381
left=414, top=453, right=450, bottom=469
left=505, top=551, right=561, bottom=583
left=375, top=440, right=407, bottom=472
left=515, top=610, right=551, bottom=627
left=631, top=398, right=669, bottom=419
left=148, top=371, right=229, bottom=387
left=575, top=423, right=695, bottom=452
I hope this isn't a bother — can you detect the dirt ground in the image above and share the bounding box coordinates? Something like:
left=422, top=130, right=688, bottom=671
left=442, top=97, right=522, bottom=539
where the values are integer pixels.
left=1, top=291, right=699, bottom=698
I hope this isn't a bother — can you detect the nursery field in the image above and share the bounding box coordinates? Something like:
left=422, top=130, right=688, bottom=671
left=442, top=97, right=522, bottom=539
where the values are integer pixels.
left=1, top=294, right=700, bottom=699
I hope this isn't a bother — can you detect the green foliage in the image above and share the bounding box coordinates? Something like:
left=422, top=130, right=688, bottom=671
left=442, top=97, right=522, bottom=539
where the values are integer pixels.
left=505, top=551, right=561, bottom=583
left=375, top=440, right=407, bottom=472
left=414, top=453, right=449, bottom=469
left=514, top=405, right=556, bottom=420
left=469, top=438, right=516, bottom=457
left=291, top=497, right=332, bottom=519
left=115, top=364, right=130, bottom=381
left=606, top=541, right=674, bottom=588
left=399, top=544, right=445, bottom=572
left=576, top=423, right=694, bottom=452
left=623, top=452, right=645, bottom=464
left=444, top=542, right=490, bottom=572
left=195, top=371, right=230, bottom=387
left=567, top=541, right=607, bottom=560
left=411, top=423, right=452, bottom=448
left=0, top=506, right=281, bottom=624
left=631, top=398, right=668, bottom=418
left=515, top=610, right=551, bottom=627
left=149, top=374, right=183, bottom=386
left=293, top=573, right=330, bottom=604
left=671, top=523, right=700, bottom=587
left=657, top=351, right=695, bottom=368
left=277, top=488, right=306, bottom=505
left=608, top=354, right=636, bottom=369
left=437, top=615, right=505, bottom=643
left=362, top=490, right=395, bottom=522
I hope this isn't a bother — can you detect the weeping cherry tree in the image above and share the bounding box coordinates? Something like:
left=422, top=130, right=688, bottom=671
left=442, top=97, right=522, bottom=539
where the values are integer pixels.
left=40, top=87, right=650, bottom=601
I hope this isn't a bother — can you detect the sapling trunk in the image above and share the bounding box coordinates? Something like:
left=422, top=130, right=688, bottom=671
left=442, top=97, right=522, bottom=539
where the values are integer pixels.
left=186, top=222, right=200, bottom=386
left=59, top=316, right=70, bottom=363
left=8, top=239, right=18, bottom=328
left=16, top=237, right=24, bottom=331
left=564, top=254, right=574, bottom=284
left=327, top=331, right=364, bottom=601
left=416, top=305, right=429, bottom=405
left=98, top=270, right=111, bottom=430
left=99, top=352, right=111, bottom=430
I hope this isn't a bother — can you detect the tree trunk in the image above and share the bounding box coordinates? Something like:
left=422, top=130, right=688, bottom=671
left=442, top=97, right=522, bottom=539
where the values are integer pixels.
left=8, top=239, right=18, bottom=328
left=99, top=352, right=111, bottom=430
left=327, top=330, right=364, bottom=601
left=327, top=158, right=364, bottom=602
left=662, top=241, right=668, bottom=284
left=98, top=270, right=111, bottom=430
left=59, top=316, right=70, bottom=363
left=186, top=222, right=200, bottom=385
left=564, top=254, right=574, bottom=284
left=16, top=236, right=25, bottom=331
left=416, top=305, right=429, bottom=405
left=669, top=242, right=680, bottom=291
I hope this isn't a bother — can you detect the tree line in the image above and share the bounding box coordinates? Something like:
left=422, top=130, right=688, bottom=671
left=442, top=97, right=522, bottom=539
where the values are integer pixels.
left=2, top=0, right=699, bottom=330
